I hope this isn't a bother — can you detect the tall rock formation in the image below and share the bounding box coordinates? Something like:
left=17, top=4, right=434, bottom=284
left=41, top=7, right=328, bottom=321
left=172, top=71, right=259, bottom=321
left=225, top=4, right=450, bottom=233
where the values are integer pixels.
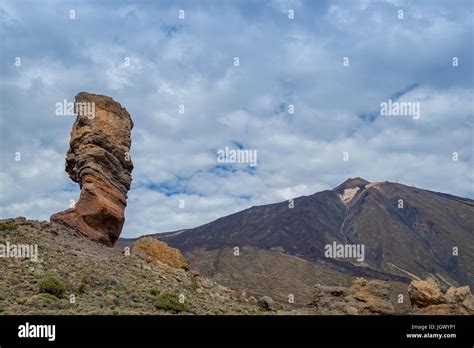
left=51, top=92, right=134, bottom=246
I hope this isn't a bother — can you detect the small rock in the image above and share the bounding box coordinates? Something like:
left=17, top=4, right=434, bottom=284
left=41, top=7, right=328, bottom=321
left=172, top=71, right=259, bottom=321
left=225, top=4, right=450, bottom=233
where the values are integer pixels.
left=106, top=276, right=121, bottom=288
left=215, top=294, right=226, bottom=303
left=343, top=305, right=359, bottom=315
left=257, top=296, right=275, bottom=311
left=200, top=279, right=213, bottom=289
left=49, top=225, right=60, bottom=235
left=313, top=284, right=349, bottom=298
left=237, top=289, right=250, bottom=302
left=189, top=270, right=200, bottom=278
left=104, top=293, right=117, bottom=306
left=248, top=296, right=257, bottom=305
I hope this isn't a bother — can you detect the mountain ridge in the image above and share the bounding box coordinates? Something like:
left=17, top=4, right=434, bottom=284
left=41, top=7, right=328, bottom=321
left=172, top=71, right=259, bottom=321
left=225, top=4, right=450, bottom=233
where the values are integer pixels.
left=117, top=178, right=474, bottom=303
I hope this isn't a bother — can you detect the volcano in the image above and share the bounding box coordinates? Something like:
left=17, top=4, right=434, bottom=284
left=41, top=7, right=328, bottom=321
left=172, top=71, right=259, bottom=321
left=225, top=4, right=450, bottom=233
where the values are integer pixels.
left=118, top=178, right=474, bottom=305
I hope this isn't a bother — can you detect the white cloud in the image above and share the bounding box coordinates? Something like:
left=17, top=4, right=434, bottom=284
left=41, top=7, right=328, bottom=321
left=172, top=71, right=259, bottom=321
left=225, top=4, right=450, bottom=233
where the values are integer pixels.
left=0, top=0, right=472, bottom=237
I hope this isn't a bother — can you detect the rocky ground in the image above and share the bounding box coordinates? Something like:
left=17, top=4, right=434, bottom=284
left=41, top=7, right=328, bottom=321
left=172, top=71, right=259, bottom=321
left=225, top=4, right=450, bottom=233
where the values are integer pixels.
left=0, top=218, right=263, bottom=315
left=1, top=217, right=472, bottom=315
left=296, top=278, right=474, bottom=315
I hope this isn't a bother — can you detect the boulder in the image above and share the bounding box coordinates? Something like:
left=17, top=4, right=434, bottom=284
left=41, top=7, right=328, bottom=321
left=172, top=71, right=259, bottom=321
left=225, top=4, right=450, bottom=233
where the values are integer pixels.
left=461, top=295, right=474, bottom=314
left=411, top=284, right=474, bottom=315
left=308, top=278, right=394, bottom=315
left=350, top=278, right=394, bottom=314
left=258, top=296, right=275, bottom=311
left=408, top=280, right=443, bottom=308
left=445, top=286, right=470, bottom=304
left=51, top=92, right=134, bottom=246
left=132, top=237, right=187, bottom=269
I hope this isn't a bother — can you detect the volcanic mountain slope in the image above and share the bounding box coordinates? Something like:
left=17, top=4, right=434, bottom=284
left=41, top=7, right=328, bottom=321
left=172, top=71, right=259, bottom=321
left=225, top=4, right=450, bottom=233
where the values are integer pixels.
left=119, top=178, right=474, bottom=305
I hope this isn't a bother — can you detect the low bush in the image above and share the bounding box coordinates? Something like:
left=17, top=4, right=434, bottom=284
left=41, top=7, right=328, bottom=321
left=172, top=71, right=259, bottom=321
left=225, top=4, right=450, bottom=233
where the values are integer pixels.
left=0, top=221, right=17, bottom=232
left=154, top=291, right=188, bottom=313
left=38, top=276, right=66, bottom=298
left=149, top=288, right=161, bottom=297
left=180, top=263, right=190, bottom=271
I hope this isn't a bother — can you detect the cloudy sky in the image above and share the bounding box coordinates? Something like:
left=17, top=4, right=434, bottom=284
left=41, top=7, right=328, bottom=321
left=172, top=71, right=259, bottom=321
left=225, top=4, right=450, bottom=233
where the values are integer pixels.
left=0, top=0, right=472, bottom=238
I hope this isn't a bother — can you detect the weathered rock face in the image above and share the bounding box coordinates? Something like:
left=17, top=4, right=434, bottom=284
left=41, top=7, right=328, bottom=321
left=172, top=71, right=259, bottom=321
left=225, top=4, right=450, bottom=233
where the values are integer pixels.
left=307, top=278, right=474, bottom=315
left=444, top=286, right=470, bottom=303
left=132, top=237, right=187, bottom=269
left=51, top=92, right=134, bottom=247
left=408, top=280, right=474, bottom=315
left=308, top=278, right=394, bottom=315
left=408, top=280, right=443, bottom=308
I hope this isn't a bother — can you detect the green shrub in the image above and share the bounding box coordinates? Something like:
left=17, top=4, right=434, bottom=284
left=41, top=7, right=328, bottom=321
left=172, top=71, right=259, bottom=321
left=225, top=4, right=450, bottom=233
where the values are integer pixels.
left=0, top=221, right=17, bottom=231
left=78, top=282, right=86, bottom=294
left=149, top=288, right=161, bottom=297
left=190, top=276, right=198, bottom=290
left=180, top=263, right=190, bottom=271
left=38, top=276, right=66, bottom=298
left=154, top=291, right=188, bottom=313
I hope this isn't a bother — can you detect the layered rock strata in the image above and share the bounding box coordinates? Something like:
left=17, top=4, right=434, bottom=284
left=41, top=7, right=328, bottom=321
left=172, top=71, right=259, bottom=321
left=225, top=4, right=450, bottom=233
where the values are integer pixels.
left=51, top=92, right=134, bottom=246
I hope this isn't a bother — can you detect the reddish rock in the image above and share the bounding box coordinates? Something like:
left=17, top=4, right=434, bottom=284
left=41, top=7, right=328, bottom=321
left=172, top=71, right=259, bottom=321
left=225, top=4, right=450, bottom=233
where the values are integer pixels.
left=132, top=237, right=187, bottom=269
left=50, top=92, right=134, bottom=246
